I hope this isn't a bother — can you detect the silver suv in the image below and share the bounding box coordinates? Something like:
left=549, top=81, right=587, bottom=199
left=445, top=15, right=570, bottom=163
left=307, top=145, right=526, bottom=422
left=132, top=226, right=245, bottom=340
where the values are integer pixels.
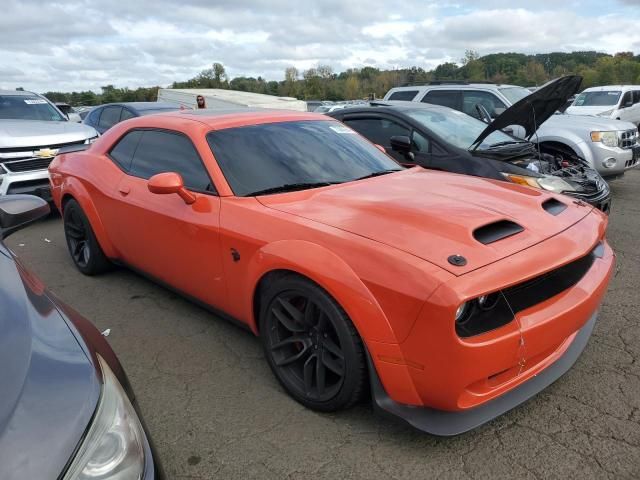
left=384, top=82, right=640, bottom=178
left=0, top=90, right=98, bottom=200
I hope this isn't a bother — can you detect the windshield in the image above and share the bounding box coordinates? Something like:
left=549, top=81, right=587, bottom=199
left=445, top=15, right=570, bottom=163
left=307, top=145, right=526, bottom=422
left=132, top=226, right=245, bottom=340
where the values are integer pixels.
left=0, top=95, right=66, bottom=121
left=405, top=108, right=517, bottom=150
left=573, top=91, right=621, bottom=107
left=498, top=87, right=531, bottom=104
left=207, top=120, right=402, bottom=196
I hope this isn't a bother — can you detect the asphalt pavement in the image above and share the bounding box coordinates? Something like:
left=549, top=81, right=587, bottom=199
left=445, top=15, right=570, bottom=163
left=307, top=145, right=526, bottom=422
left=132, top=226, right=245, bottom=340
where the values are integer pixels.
left=6, top=169, right=640, bottom=479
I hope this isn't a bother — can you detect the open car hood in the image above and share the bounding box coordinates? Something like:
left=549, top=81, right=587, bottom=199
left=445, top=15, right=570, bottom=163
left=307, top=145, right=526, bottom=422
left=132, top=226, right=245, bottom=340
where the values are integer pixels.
left=471, top=75, right=583, bottom=149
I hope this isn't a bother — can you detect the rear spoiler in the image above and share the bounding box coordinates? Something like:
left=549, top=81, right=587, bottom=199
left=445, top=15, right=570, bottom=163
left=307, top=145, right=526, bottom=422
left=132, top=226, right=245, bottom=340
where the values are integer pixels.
left=56, top=144, right=90, bottom=155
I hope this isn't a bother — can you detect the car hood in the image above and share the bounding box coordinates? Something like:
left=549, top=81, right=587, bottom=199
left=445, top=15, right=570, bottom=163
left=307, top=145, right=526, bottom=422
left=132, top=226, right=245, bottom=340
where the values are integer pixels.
left=0, top=246, right=100, bottom=480
left=546, top=113, right=636, bottom=131
left=0, top=120, right=97, bottom=149
left=565, top=105, right=613, bottom=116
left=472, top=75, right=583, bottom=148
left=258, top=168, right=593, bottom=276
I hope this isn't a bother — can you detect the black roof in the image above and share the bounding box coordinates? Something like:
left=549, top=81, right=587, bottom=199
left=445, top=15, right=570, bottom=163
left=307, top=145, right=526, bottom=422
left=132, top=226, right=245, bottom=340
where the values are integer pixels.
left=99, top=102, right=180, bottom=112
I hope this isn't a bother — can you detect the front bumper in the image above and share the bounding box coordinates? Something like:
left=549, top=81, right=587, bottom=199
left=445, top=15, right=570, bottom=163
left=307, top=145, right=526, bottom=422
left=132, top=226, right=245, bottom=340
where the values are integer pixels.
left=590, top=142, right=639, bottom=177
left=369, top=311, right=597, bottom=436
left=0, top=169, right=51, bottom=201
left=365, top=210, right=614, bottom=432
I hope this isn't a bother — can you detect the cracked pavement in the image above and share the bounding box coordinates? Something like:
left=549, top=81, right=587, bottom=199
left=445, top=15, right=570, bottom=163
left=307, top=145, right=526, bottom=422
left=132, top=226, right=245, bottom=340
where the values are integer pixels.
left=6, top=169, right=640, bottom=479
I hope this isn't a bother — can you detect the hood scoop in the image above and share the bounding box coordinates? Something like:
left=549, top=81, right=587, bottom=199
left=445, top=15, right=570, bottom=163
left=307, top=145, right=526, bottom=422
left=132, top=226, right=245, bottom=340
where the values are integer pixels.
left=473, top=220, right=524, bottom=245
left=542, top=198, right=567, bottom=216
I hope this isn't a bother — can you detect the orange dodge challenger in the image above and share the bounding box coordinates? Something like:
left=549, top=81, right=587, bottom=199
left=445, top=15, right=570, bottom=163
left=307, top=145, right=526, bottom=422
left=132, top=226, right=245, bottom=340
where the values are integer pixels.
left=49, top=109, right=614, bottom=435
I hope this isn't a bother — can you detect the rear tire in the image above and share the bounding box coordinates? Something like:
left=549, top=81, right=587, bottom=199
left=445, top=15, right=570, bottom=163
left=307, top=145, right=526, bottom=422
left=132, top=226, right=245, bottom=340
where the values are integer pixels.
left=63, top=199, right=111, bottom=275
left=259, top=274, right=367, bottom=412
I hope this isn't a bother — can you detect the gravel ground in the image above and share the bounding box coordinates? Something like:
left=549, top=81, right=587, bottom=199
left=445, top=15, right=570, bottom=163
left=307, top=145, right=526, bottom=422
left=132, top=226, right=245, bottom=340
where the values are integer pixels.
left=6, top=168, right=640, bottom=479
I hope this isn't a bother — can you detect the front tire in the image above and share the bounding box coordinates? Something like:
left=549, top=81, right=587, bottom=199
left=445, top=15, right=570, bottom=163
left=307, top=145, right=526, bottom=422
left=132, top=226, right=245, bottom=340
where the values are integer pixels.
left=63, top=199, right=111, bottom=275
left=259, top=274, right=367, bottom=412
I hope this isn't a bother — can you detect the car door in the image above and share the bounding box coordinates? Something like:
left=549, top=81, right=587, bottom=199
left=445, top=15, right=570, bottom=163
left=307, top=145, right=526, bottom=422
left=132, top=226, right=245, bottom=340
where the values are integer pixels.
left=96, top=106, right=123, bottom=134
left=108, top=128, right=226, bottom=308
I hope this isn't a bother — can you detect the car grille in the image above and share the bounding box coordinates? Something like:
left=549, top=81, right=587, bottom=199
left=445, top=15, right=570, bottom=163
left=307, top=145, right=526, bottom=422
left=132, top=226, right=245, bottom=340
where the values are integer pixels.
left=619, top=129, right=639, bottom=149
left=0, top=139, right=86, bottom=173
left=456, top=244, right=601, bottom=338
left=625, top=146, right=640, bottom=169
left=1, top=157, right=53, bottom=172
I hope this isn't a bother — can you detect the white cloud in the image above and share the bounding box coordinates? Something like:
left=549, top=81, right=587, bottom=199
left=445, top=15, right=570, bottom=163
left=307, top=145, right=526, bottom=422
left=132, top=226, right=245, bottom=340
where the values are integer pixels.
left=0, top=0, right=638, bottom=93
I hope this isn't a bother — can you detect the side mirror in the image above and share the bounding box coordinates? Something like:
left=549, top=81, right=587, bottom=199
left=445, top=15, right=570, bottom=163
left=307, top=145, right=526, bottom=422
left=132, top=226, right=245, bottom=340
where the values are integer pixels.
left=148, top=172, right=196, bottom=205
left=390, top=135, right=412, bottom=152
left=0, top=195, right=50, bottom=239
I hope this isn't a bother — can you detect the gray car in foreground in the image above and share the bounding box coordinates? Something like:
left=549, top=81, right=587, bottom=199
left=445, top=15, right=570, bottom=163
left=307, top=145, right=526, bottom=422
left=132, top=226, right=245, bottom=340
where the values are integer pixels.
left=0, top=90, right=98, bottom=200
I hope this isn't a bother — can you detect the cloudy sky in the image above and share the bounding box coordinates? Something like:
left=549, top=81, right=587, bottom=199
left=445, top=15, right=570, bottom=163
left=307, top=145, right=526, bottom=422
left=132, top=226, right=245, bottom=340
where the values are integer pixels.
left=1, top=0, right=640, bottom=93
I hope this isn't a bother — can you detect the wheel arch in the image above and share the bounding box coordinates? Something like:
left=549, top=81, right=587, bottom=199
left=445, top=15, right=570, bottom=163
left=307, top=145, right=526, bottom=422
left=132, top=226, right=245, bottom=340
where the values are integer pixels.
left=246, top=240, right=400, bottom=345
left=59, top=179, right=117, bottom=259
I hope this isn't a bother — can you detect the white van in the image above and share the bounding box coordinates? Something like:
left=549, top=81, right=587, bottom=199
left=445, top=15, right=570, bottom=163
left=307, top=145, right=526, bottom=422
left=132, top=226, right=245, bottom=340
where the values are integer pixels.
left=566, top=85, right=640, bottom=126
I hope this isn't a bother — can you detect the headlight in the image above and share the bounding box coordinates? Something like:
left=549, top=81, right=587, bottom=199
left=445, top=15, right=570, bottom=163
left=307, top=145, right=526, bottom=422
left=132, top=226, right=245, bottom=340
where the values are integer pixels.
left=590, top=131, right=618, bottom=148
left=536, top=175, right=575, bottom=193
left=63, top=355, right=146, bottom=480
left=596, top=109, right=615, bottom=118
left=502, top=173, right=575, bottom=193
left=455, top=302, right=469, bottom=321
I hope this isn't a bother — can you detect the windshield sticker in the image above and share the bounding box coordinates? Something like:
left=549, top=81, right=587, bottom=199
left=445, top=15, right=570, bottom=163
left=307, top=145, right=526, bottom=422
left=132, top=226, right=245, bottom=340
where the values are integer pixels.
left=608, top=92, right=619, bottom=95
left=330, top=125, right=356, bottom=134
left=24, top=99, right=48, bottom=104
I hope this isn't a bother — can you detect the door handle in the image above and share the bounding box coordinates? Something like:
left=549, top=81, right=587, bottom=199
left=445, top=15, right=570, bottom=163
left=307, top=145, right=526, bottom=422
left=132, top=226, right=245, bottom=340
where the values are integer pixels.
left=118, top=185, right=131, bottom=196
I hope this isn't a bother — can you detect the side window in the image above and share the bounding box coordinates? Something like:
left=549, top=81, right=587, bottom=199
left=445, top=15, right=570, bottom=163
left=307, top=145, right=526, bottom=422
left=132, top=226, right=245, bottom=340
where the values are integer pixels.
left=621, top=91, right=633, bottom=107
left=421, top=90, right=461, bottom=111
left=120, top=108, right=135, bottom=121
left=388, top=90, right=419, bottom=101
left=130, top=130, right=214, bottom=192
left=462, top=91, right=506, bottom=118
left=109, top=130, right=143, bottom=171
left=411, top=131, right=430, bottom=153
left=633, top=91, right=640, bottom=104
left=344, top=118, right=410, bottom=147
left=98, top=106, right=122, bottom=131
left=86, top=107, right=101, bottom=126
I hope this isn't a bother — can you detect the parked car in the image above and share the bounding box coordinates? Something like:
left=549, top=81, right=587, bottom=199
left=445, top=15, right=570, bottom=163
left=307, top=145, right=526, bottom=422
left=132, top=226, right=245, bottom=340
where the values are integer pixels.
left=54, top=102, right=82, bottom=123
left=83, top=102, right=181, bottom=134
left=384, top=77, right=640, bottom=178
left=314, top=104, right=350, bottom=113
left=566, top=85, right=640, bottom=126
left=0, top=90, right=98, bottom=200
left=75, top=106, right=95, bottom=120
left=329, top=78, right=612, bottom=213
left=0, top=195, right=162, bottom=479
left=50, top=108, right=614, bottom=435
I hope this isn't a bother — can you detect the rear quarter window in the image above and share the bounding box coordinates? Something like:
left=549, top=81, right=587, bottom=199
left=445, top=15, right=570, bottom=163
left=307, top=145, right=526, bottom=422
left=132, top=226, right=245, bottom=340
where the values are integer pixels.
left=388, top=90, right=419, bottom=101
left=109, top=130, right=143, bottom=171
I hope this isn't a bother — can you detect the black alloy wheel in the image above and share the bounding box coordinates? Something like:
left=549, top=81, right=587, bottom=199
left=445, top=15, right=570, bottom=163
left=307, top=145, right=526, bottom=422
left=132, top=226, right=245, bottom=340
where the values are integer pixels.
left=260, top=275, right=367, bottom=411
left=64, top=207, right=90, bottom=268
left=63, top=199, right=111, bottom=275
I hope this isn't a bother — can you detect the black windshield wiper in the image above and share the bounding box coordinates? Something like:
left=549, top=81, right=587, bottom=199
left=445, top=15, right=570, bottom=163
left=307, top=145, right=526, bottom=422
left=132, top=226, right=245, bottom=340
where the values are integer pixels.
left=245, top=182, right=337, bottom=196
left=353, top=169, right=402, bottom=181
left=485, top=140, right=528, bottom=149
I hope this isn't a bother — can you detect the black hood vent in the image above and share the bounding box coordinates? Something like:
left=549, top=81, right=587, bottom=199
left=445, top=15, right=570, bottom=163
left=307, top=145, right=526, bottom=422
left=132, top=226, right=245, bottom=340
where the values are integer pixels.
left=473, top=220, right=524, bottom=245
left=542, top=198, right=567, bottom=215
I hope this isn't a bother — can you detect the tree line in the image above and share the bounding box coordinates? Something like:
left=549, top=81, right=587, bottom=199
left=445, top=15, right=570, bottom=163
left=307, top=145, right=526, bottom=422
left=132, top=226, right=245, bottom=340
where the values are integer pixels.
left=40, top=50, right=640, bottom=106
